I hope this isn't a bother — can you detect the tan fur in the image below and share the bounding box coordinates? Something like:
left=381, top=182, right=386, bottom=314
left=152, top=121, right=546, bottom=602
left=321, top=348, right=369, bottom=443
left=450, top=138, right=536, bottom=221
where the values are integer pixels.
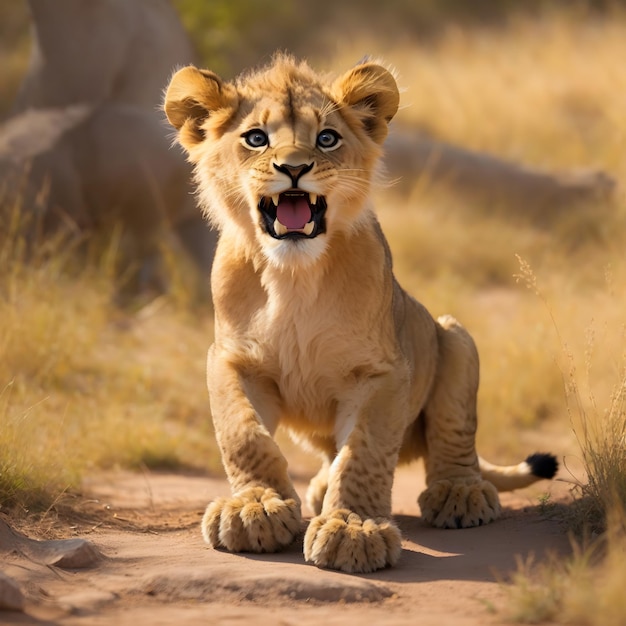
left=165, top=54, right=554, bottom=573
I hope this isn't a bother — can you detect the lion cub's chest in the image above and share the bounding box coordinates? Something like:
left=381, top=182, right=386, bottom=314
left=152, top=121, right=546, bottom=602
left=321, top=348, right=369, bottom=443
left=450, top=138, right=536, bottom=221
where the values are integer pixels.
left=249, top=279, right=376, bottom=422
left=264, top=294, right=343, bottom=408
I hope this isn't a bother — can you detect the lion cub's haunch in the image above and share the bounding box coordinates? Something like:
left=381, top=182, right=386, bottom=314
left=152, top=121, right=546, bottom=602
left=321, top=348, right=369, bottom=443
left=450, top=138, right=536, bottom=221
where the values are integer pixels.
left=164, top=55, right=558, bottom=573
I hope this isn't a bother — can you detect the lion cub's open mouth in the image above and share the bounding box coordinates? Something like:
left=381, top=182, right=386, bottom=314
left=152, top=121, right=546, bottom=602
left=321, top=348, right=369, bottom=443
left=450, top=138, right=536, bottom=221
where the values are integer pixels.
left=258, top=191, right=327, bottom=240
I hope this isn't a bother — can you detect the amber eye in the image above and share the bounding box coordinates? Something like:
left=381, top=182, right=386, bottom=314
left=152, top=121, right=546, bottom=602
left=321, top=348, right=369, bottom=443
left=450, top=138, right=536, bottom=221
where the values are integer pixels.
left=242, top=129, right=269, bottom=148
left=316, top=129, right=342, bottom=150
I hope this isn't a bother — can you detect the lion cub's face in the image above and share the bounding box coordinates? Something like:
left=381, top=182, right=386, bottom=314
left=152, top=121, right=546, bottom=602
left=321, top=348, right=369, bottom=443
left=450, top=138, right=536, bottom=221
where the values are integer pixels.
left=165, top=55, right=399, bottom=268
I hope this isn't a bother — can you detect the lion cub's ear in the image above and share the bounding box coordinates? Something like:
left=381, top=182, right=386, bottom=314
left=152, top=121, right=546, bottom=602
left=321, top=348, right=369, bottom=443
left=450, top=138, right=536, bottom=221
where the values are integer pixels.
left=333, top=63, right=399, bottom=144
left=164, top=66, right=238, bottom=150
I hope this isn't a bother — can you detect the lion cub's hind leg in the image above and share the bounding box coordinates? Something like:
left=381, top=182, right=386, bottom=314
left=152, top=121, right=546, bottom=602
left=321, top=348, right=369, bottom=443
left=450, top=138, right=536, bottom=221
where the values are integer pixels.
left=306, top=457, right=331, bottom=516
left=417, top=315, right=502, bottom=529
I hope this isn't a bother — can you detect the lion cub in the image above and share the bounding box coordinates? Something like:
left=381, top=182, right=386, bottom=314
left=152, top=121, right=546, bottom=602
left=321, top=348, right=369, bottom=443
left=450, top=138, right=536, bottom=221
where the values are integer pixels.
left=164, top=55, right=557, bottom=573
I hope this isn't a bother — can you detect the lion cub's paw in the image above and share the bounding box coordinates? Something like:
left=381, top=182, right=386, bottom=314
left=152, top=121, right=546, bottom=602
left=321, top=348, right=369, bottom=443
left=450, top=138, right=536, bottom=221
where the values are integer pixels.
left=202, top=487, right=302, bottom=553
left=418, top=479, right=501, bottom=529
left=304, top=509, right=402, bottom=573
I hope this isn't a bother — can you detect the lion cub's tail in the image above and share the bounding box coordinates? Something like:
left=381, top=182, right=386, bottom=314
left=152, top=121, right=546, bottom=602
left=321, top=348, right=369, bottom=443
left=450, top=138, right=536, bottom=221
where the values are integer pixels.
left=478, top=453, right=558, bottom=492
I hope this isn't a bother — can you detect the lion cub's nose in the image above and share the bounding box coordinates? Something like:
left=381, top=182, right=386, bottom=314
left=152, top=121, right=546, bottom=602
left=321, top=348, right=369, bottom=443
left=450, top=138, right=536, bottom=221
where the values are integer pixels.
left=273, top=162, right=314, bottom=187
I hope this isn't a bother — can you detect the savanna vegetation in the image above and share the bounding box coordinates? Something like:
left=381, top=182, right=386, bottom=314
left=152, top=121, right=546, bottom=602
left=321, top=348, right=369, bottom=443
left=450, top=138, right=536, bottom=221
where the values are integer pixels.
left=1, top=1, right=625, bottom=623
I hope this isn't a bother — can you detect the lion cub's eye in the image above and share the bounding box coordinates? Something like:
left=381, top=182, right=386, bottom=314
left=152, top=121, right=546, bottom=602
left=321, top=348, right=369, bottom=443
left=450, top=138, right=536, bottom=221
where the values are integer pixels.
left=242, top=129, right=269, bottom=148
left=316, top=129, right=342, bottom=150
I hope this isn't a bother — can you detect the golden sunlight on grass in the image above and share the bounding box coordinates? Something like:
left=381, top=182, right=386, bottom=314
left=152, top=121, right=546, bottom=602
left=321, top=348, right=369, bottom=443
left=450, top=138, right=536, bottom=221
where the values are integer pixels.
left=0, top=217, right=219, bottom=511
left=375, top=8, right=626, bottom=174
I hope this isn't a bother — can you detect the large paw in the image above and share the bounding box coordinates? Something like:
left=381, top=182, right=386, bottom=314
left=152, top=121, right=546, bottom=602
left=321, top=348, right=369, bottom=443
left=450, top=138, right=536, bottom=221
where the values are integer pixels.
left=418, top=479, right=501, bottom=529
left=202, top=487, right=302, bottom=553
left=304, top=509, right=402, bottom=573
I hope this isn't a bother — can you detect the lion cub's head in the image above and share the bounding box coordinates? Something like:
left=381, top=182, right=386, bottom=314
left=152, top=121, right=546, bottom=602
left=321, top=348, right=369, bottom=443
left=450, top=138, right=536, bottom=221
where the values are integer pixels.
left=164, top=54, right=399, bottom=268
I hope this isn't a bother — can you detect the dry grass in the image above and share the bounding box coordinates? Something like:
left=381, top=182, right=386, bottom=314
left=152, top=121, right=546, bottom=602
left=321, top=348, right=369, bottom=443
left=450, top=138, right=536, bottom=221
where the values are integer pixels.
left=507, top=523, right=626, bottom=626
left=500, top=259, right=626, bottom=623
left=375, top=7, right=626, bottom=174
left=0, top=213, right=219, bottom=512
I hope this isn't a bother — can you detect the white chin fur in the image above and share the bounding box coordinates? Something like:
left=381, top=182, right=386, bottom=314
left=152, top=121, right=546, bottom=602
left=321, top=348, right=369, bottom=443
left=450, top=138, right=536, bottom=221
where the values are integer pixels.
left=262, top=236, right=328, bottom=270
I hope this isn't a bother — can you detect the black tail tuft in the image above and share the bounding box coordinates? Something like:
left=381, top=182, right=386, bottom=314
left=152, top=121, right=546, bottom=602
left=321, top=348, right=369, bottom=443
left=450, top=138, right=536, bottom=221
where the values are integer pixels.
left=526, top=452, right=559, bottom=479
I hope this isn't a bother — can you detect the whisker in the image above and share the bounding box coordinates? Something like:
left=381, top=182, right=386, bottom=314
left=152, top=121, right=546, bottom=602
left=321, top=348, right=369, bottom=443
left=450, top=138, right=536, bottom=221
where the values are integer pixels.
left=319, top=99, right=340, bottom=119
left=336, top=180, right=369, bottom=193
left=338, top=166, right=368, bottom=172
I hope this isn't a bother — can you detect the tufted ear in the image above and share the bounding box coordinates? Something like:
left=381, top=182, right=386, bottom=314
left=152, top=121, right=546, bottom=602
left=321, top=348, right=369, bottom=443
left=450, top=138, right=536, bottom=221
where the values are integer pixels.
left=164, top=65, right=238, bottom=150
left=333, top=62, right=399, bottom=144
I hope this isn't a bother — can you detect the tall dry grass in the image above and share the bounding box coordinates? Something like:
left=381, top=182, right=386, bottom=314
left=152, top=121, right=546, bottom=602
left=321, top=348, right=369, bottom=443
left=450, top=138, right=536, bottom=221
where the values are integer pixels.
left=0, top=208, right=219, bottom=512
left=378, top=7, right=626, bottom=173
left=507, top=524, right=626, bottom=626
left=500, top=259, right=626, bottom=624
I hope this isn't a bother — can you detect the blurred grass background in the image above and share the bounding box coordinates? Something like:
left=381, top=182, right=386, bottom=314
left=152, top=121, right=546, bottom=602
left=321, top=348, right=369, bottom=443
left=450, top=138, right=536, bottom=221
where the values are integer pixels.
left=1, top=0, right=624, bottom=533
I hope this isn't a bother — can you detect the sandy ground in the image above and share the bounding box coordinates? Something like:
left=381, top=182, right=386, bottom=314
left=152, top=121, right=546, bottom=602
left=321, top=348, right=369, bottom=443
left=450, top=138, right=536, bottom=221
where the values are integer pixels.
left=1, top=463, right=573, bottom=626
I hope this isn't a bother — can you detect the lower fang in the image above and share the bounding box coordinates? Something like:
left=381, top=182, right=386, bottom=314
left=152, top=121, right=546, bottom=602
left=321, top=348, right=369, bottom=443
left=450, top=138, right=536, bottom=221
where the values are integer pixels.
left=274, top=219, right=288, bottom=236
left=302, top=221, right=315, bottom=236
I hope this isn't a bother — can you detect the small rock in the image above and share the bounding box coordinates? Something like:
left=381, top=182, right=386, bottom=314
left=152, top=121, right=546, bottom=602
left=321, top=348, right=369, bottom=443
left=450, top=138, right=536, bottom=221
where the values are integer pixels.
left=0, top=519, right=102, bottom=569
left=39, top=538, right=103, bottom=569
left=0, top=572, right=25, bottom=612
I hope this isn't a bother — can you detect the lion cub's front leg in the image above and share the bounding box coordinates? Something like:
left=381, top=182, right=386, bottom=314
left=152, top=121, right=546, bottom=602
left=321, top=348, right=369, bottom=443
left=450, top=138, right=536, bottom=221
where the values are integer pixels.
left=303, top=373, right=407, bottom=573
left=203, top=348, right=302, bottom=553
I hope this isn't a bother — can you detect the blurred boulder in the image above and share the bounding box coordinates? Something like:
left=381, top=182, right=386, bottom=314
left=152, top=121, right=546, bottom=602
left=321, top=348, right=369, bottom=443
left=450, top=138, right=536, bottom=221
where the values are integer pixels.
left=0, top=105, right=217, bottom=297
left=13, top=0, right=195, bottom=112
left=384, top=129, right=615, bottom=219
left=1, top=0, right=216, bottom=300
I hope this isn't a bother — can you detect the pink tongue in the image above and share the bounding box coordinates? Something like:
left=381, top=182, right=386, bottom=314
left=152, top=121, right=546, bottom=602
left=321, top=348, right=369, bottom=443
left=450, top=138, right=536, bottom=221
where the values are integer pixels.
left=276, top=197, right=311, bottom=229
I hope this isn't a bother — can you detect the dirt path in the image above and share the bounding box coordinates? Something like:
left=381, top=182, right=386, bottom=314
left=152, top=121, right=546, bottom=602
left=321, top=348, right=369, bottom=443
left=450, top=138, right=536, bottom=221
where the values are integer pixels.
left=1, top=465, right=572, bottom=625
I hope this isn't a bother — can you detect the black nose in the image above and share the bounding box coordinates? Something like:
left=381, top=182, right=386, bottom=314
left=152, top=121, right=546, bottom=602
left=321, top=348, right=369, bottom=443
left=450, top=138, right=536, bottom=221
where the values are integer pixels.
left=273, top=162, right=314, bottom=187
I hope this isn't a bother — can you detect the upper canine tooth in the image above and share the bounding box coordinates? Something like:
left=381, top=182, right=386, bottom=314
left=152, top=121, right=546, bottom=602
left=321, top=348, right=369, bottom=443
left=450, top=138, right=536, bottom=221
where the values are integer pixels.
left=272, top=194, right=280, bottom=206
left=273, top=219, right=288, bottom=236
left=309, top=193, right=318, bottom=206
left=302, top=221, right=315, bottom=236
